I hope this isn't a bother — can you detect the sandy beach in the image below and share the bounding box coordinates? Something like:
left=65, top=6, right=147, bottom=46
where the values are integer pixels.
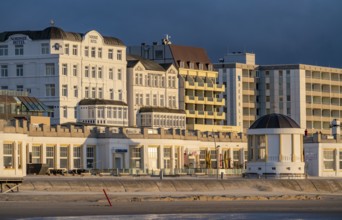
left=1, top=176, right=342, bottom=219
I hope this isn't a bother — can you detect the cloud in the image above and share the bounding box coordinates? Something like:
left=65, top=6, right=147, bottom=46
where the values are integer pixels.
left=1, top=0, right=341, bottom=67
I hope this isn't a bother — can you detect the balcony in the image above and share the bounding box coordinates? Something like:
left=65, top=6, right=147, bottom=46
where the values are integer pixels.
left=214, top=112, right=225, bottom=120
left=214, top=98, right=225, bottom=106
left=186, top=110, right=196, bottom=118
left=310, top=90, right=321, bottom=96
left=205, top=97, right=215, bottom=105
left=214, top=84, right=225, bottom=92
left=195, top=82, right=205, bottom=90
left=331, top=103, right=341, bottom=110
left=242, top=77, right=255, bottom=83
left=196, top=110, right=206, bottom=118
left=243, top=89, right=255, bottom=95
left=244, top=115, right=256, bottom=121
left=205, top=111, right=215, bottom=119
left=185, top=95, right=196, bottom=104
left=185, top=81, right=195, bottom=89
left=195, top=96, right=205, bottom=104
left=205, top=82, right=214, bottom=91
left=320, top=103, right=330, bottom=109
left=242, top=103, right=255, bottom=108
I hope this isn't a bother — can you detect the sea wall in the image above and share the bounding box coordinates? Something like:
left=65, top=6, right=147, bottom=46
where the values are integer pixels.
left=20, top=178, right=342, bottom=193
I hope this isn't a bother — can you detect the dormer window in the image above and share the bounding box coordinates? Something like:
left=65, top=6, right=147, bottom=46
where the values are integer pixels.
left=208, top=64, right=213, bottom=71
left=199, top=63, right=203, bottom=70
left=179, top=61, right=184, bottom=68
left=189, top=62, right=194, bottom=69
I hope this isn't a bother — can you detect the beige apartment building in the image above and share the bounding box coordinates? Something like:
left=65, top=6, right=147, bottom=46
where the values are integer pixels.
left=128, top=41, right=239, bottom=132
left=215, top=52, right=342, bottom=134
left=215, top=53, right=257, bottom=132
left=126, top=55, right=185, bottom=129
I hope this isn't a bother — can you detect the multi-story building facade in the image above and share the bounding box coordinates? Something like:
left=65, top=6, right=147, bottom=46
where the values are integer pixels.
left=0, top=119, right=247, bottom=177
left=0, top=26, right=127, bottom=125
left=215, top=52, right=342, bottom=134
left=126, top=55, right=185, bottom=129
left=216, top=53, right=257, bottom=132
left=128, top=41, right=239, bottom=132
left=259, top=64, right=342, bottom=135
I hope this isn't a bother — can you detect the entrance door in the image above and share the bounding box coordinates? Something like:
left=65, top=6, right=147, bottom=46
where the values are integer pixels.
left=115, top=157, right=122, bottom=169
left=148, top=147, right=158, bottom=169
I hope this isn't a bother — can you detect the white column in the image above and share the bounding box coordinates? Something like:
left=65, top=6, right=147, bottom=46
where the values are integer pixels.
left=41, top=143, right=46, bottom=165
left=229, top=148, right=233, bottom=168
left=180, top=146, right=184, bottom=169
left=143, top=145, right=148, bottom=171
left=335, top=148, right=339, bottom=176
left=159, top=145, right=164, bottom=169
left=69, top=144, right=74, bottom=170
left=14, top=141, right=18, bottom=175
left=21, top=141, right=27, bottom=176
left=240, top=148, right=244, bottom=168
left=55, top=144, right=60, bottom=169
left=171, top=145, right=175, bottom=170
left=0, top=140, right=3, bottom=168
left=217, top=147, right=222, bottom=168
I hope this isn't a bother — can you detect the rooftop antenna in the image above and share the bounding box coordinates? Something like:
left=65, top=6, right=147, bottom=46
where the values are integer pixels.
left=50, top=19, right=55, bottom=27
left=162, top=34, right=172, bottom=45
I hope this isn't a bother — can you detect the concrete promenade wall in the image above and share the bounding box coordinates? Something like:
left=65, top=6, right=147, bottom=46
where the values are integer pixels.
left=20, top=178, right=342, bottom=193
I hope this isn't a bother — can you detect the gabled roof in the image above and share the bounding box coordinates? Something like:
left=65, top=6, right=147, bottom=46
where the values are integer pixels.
left=169, top=45, right=212, bottom=68
left=160, top=63, right=174, bottom=70
left=127, top=54, right=166, bottom=71
left=78, top=99, right=127, bottom=106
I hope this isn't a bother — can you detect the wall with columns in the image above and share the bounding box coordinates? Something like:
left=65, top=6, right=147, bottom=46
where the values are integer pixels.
left=246, top=128, right=305, bottom=177
left=0, top=119, right=247, bottom=177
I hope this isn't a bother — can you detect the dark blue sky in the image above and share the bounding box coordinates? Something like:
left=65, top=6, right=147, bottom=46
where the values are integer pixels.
left=1, top=0, right=341, bottom=67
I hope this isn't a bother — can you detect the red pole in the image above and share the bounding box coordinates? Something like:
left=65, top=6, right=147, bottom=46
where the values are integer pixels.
left=102, top=189, right=112, bottom=207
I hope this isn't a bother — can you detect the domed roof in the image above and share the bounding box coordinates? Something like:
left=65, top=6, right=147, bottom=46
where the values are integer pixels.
left=41, top=27, right=82, bottom=41
left=249, top=114, right=300, bottom=129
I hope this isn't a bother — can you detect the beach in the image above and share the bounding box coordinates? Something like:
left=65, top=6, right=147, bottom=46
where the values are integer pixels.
left=1, top=176, right=342, bottom=219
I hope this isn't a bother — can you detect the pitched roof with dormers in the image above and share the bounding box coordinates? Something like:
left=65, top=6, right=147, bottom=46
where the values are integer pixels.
left=127, top=54, right=166, bottom=71
left=0, top=26, right=125, bottom=46
left=168, top=45, right=212, bottom=69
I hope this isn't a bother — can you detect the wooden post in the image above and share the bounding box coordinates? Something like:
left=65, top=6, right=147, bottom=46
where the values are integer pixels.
left=102, top=189, right=112, bottom=207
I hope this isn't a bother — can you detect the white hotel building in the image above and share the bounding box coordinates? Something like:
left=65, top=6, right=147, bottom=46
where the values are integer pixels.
left=0, top=26, right=127, bottom=125
left=126, top=55, right=186, bottom=129
left=215, top=52, right=342, bottom=135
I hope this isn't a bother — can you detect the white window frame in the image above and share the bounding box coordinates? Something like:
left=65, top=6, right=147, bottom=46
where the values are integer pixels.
left=16, top=64, right=23, bottom=76
left=62, top=85, right=68, bottom=97
left=41, top=43, right=50, bottom=54
left=15, top=45, right=24, bottom=55
left=45, top=84, right=55, bottom=97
